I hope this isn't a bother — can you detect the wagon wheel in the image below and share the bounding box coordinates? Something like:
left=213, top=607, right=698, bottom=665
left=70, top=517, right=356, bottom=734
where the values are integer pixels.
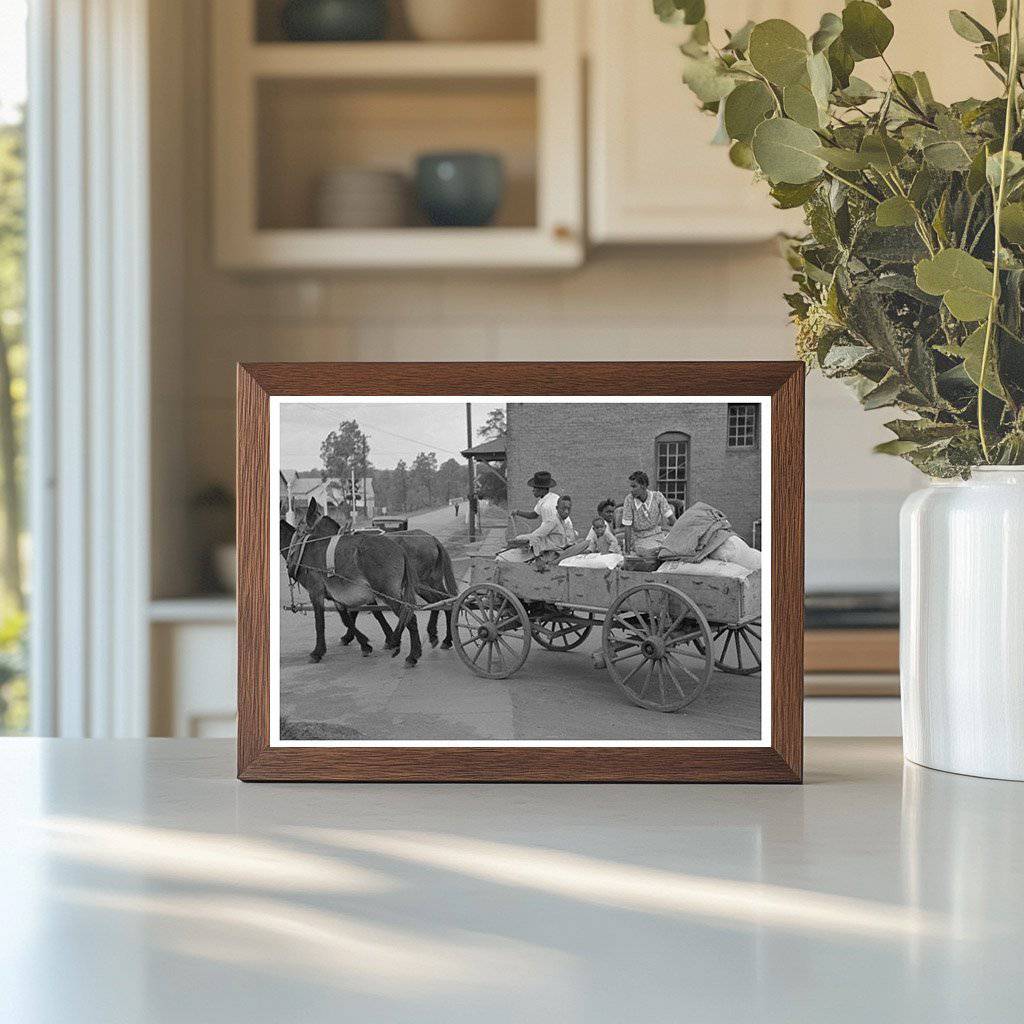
left=602, top=583, right=714, bottom=713
left=694, top=619, right=762, bottom=676
left=532, top=610, right=594, bottom=652
left=453, top=583, right=532, bottom=680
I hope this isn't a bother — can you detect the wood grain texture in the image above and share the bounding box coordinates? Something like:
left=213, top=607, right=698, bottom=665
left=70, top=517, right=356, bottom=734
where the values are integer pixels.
left=236, top=361, right=805, bottom=782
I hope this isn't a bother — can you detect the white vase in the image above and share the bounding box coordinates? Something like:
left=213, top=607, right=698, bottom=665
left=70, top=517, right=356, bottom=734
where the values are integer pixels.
left=900, top=467, right=1024, bottom=780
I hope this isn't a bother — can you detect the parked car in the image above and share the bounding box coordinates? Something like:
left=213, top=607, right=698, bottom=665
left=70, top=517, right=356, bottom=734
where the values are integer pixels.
left=372, top=516, right=409, bottom=532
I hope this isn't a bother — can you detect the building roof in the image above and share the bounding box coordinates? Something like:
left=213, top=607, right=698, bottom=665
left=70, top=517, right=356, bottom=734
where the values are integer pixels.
left=461, top=433, right=507, bottom=461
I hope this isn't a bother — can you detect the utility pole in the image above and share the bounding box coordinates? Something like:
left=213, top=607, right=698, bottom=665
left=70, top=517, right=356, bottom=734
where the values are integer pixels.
left=466, top=403, right=476, bottom=541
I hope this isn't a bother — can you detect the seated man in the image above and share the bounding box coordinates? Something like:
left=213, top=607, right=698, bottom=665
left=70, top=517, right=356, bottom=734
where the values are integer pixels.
left=499, top=470, right=562, bottom=563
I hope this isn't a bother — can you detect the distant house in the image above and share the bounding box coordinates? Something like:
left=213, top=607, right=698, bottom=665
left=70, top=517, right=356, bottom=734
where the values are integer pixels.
left=280, top=469, right=374, bottom=520
left=503, top=403, right=761, bottom=543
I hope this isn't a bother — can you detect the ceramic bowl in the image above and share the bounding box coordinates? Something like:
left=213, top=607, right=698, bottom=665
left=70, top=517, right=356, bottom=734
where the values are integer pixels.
left=403, top=0, right=534, bottom=42
left=414, top=152, right=504, bottom=228
left=281, top=0, right=388, bottom=42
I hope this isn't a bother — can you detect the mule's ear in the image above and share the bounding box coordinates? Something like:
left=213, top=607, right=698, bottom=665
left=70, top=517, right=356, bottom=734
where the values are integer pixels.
left=306, top=497, right=319, bottom=524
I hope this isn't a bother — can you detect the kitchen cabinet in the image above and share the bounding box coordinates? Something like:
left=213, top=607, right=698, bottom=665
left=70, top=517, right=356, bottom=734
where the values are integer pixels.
left=587, top=0, right=999, bottom=244
left=211, top=0, right=583, bottom=269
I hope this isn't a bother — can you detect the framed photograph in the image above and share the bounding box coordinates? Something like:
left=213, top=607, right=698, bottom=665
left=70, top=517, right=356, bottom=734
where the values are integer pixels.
left=237, top=362, right=804, bottom=782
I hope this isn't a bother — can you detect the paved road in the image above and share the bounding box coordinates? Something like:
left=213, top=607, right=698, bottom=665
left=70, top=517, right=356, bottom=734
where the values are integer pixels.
left=278, top=604, right=760, bottom=743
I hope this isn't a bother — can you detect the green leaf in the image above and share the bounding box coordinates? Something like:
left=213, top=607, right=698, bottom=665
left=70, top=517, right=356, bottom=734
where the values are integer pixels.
left=959, top=324, right=1006, bottom=398
left=827, top=35, right=855, bottom=89
left=909, top=165, right=936, bottom=205
left=967, top=143, right=993, bottom=193
left=842, top=1, right=894, bottom=60
left=874, top=439, right=922, bottom=455
left=783, top=83, right=822, bottom=128
left=875, top=196, right=918, bottom=228
left=748, top=19, right=810, bottom=87
left=770, top=179, right=820, bottom=209
left=835, top=76, right=878, bottom=106
left=1000, top=202, right=1024, bottom=242
left=915, top=249, right=994, bottom=321
left=862, top=374, right=902, bottom=410
left=724, top=20, right=755, bottom=53
left=810, top=12, right=843, bottom=54
left=681, top=55, right=737, bottom=103
left=912, top=71, right=935, bottom=105
left=728, top=140, right=758, bottom=169
left=993, top=1, right=1008, bottom=24
left=807, top=51, right=833, bottom=110
left=814, top=145, right=872, bottom=170
left=723, top=81, right=775, bottom=143
left=986, top=150, right=1024, bottom=190
left=885, top=418, right=963, bottom=443
left=654, top=0, right=705, bottom=25
left=923, top=141, right=973, bottom=171
left=752, top=117, right=827, bottom=184
left=860, top=133, right=905, bottom=172
left=948, top=10, right=993, bottom=44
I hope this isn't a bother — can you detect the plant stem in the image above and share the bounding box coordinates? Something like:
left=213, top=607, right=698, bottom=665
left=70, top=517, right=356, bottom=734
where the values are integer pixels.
left=821, top=167, right=879, bottom=203
left=979, top=0, right=1021, bottom=463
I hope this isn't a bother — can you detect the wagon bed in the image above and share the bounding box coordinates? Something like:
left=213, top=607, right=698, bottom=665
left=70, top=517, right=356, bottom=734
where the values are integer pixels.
left=450, top=553, right=763, bottom=713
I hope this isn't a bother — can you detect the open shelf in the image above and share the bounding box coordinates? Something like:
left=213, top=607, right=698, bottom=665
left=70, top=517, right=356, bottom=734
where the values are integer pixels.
left=213, top=0, right=581, bottom=268
left=249, top=42, right=544, bottom=77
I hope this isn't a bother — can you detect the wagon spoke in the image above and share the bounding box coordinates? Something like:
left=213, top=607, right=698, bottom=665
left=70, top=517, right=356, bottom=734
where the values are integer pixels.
left=655, top=660, right=666, bottom=706
left=739, top=628, right=761, bottom=667
left=731, top=631, right=744, bottom=672
left=471, top=639, right=488, bottom=665
left=621, top=657, right=649, bottom=692
left=666, top=651, right=702, bottom=687
left=491, top=640, right=507, bottom=673
left=463, top=606, right=488, bottom=627
left=661, top=658, right=687, bottom=701
left=637, top=660, right=657, bottom=698
left=664, top=627, right=705, bottom=649
left=495, top=635, right=518, bottom=660
left=609, top=645, right=644, bottom=664
left=486, top=642, right=494, bottom=674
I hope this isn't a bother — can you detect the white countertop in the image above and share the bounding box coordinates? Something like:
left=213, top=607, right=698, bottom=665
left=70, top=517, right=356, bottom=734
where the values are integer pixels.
left=2, top=738, right=1021, bottom=1023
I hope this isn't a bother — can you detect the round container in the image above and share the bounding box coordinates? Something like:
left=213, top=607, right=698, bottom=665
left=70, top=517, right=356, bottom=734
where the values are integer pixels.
left=315, top=168, right=409, bottom=228
left=403, top=0, right=534, bottom=42
left=281, top=0, right=388, bottom=42
left=415, top=152, right=504, bottom=228
left=900, top=467, right=1024, bottom=781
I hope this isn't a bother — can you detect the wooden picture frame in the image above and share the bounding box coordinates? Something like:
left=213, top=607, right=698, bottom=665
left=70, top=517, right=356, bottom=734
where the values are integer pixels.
left=238, top=362, right=804, bottom=782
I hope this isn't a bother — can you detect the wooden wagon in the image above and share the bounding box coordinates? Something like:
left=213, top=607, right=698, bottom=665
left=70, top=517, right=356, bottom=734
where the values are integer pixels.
left=453, top=554, right=762, bottom=713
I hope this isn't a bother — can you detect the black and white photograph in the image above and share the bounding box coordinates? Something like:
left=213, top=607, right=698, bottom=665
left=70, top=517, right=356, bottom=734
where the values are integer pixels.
left=272, top=396, right=770, bottom=746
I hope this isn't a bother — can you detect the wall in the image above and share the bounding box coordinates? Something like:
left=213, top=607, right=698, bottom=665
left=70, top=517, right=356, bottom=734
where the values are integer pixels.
left=152, top=0, right=922, bottom=598
left=505, top=402, right=761, bottom=543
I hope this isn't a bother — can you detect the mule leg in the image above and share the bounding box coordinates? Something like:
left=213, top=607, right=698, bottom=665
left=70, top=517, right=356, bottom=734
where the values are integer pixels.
left=371, top=610, right=397, bottom=649
left=441, top=608, right=454, bottom=650
left=404, top=614, right=423, bottom=668
left=310, top=595, right=327, bottom=663
left=343, top=609, right=374, bottom=656
left=336, top=605, right=357, bottom=646
left=427, top=609, right=439, bottom=648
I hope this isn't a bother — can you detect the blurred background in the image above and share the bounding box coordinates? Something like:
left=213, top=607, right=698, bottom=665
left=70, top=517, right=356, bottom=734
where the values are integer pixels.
left=0, top=0, right=999, bottom=740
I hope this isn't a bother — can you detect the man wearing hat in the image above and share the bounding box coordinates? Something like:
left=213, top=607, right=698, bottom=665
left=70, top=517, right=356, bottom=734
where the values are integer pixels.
left=503, top=470, right=563, bottom=561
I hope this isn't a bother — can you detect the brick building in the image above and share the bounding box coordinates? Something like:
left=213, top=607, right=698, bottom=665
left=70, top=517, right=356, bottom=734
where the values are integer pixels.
left=504, top=402, right=762, bottom=544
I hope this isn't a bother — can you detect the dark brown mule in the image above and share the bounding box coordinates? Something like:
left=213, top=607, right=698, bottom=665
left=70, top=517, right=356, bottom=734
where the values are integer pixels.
left=286, top=499, right=424, bottom=667
left=331, top=509, right=458, bottom=650
left=280, top=519, right=396, bottom=655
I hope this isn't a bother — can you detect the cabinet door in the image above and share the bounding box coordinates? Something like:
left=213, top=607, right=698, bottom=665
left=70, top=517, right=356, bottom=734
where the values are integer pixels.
left=588, top=1, right=815, bottom=243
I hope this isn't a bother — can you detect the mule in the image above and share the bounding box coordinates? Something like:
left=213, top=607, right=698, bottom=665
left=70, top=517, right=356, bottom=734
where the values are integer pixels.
left=332, top=512, right=458, bottom=650
left=285, top=498, right=424, bottom=667
left=280, top=518, right=396, bottom=655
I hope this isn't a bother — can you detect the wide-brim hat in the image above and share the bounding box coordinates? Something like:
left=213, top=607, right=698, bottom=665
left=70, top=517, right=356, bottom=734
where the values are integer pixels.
left=527, top=471, right=556, bottom=489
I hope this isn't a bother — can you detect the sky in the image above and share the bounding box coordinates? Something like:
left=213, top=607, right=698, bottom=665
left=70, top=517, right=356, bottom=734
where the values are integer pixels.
left=0, top=1, right=26, bottom=124
left=279, top=401, right=503, bottom=472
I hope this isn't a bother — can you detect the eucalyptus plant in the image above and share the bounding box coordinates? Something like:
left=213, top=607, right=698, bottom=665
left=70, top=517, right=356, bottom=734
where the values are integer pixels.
left=659, top=0, right=1024, bottom=474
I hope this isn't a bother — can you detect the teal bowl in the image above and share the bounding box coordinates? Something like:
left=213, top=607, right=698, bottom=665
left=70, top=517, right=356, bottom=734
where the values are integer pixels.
left=281, top=0, right=388, bottom=42
left=415, top=152, right=505, bottom=228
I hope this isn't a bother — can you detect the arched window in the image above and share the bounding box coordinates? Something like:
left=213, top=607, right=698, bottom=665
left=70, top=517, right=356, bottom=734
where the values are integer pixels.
left=656, top=431, right=689, bottom=507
